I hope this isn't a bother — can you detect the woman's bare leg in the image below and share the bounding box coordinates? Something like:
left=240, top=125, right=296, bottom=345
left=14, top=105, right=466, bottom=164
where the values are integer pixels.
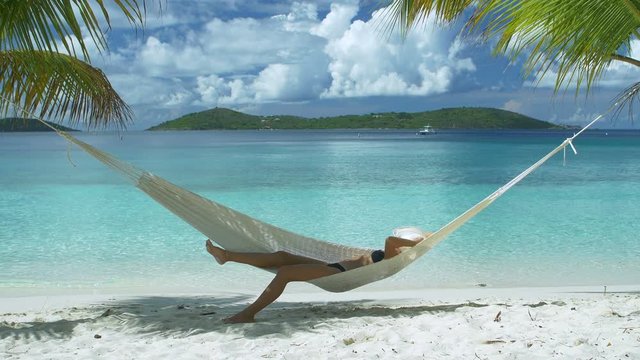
left=224, top=264, right=340, bottom=323
left=206, top=239, right=324, bottom=268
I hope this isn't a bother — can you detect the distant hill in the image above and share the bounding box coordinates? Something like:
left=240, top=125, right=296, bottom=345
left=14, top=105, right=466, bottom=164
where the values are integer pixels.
left=0, top=118, right=78, bottom=132
left=147, top=107, right=560, bottom=131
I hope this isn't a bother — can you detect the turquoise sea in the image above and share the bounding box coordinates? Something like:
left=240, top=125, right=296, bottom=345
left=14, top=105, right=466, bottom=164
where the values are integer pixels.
left=1, top=129, right=639, bottom=295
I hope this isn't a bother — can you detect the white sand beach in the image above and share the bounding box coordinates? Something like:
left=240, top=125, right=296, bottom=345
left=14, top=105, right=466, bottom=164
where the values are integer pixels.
left=2, top=286, right=639, bottom=359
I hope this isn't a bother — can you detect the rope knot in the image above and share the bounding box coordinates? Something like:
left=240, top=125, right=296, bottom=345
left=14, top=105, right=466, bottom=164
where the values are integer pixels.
left=562, top=138, right=578, bottom=166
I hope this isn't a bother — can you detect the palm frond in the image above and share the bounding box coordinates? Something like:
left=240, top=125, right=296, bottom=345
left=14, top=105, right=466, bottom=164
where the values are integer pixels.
left=0, top=0, right=147, bottom=60
left=381, top=0, right=472, bottom=36
left=470, top=0, right=640, bottom=93
left=0, top=50, right=132, bottom=129
left=611, top=81, right=640, bottom=123
left=382, top=0, right=640, bottom=95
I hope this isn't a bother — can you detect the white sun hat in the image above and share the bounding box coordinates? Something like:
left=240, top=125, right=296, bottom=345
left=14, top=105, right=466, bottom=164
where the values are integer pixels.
left=392, top=226, right=426, bottom=240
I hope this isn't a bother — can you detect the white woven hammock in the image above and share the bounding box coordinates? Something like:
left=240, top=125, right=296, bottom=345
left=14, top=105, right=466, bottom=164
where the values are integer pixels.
left=30, top=104, right=604, bottom=292
left=48, top=113, right=603, bottom=293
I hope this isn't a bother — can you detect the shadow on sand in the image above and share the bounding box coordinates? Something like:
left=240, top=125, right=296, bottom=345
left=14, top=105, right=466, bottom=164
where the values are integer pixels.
left=0, top=294, right=489, bottom=341
left=5, top=287, right=638, bottom=341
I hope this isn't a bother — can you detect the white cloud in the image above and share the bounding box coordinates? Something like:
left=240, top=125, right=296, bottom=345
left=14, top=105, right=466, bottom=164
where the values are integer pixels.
left=279, top=2, right=318, bottom=31
left=56, top=0, right=637, bottom=130
left=321, top=9, right=475, bottom=98
left=93, top=1, right=482, bottom=128
left=194, top=59, right=330, bottom=106
left=195, top=74, right=257, bottom=105
left=254, top=64, right=292, bottom=100
left=195, top=75, right=226, bottom=104
left=253, top=63, right=325, bottom=101
left=131, top=7, right=328, bottom=79
left=502, top=99, right=523, bottom=113
left=137, top=37, right=175, bottom=75
left=109, top=74, right=193, bottom=108
left=563, top=107, right=599, bottom=126
left=99, top=2, right=331, bottom=117
left=310, top=2, right=358, bottom=39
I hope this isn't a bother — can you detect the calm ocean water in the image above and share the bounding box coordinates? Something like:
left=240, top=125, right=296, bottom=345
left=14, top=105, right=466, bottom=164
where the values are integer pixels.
left=1, top=129, right=639, bottom=295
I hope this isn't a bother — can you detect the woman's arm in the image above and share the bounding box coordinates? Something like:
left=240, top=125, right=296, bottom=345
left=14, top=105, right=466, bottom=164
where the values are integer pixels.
left=384, top=233, right=431, bottom=259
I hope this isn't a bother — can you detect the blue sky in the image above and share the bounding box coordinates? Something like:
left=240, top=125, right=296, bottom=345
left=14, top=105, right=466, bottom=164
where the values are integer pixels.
left=89, top=0, right=640, bottom=130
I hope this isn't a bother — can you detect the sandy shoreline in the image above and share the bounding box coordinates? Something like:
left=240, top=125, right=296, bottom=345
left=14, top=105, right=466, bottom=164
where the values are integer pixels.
left=2, top=285, right=639, bottom=359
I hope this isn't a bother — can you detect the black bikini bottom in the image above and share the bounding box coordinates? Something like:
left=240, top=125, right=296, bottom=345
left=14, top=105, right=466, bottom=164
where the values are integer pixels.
left=327, top=263, right=346, bottom=272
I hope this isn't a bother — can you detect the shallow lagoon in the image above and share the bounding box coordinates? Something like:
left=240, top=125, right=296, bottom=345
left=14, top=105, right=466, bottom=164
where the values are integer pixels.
left=1, top=129, right=639, bottom=295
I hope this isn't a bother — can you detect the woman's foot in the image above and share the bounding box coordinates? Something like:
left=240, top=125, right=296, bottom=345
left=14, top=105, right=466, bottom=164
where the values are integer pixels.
left=206, top=239, right=227, bottom=265
left=223, top=312, right=255, bottom=324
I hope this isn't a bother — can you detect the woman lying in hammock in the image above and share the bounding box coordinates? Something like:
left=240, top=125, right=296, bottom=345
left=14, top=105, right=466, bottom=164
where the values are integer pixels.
left=205, top=233, right=427, bottom=323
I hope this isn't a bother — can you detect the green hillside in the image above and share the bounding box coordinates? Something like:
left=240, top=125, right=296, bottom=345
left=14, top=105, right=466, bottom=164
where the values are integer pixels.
left=148, top=108, right=264, bottom=130
left=148, top=107, right=559, bottom=131
left=0, top=118, right=78, bottom=132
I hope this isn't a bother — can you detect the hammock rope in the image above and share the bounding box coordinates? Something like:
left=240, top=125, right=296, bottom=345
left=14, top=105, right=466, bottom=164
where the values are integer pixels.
left=2, top=96, right=612, bottom=292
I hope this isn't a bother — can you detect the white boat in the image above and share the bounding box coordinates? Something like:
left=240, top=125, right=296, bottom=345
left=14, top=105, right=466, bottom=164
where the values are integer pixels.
left=418, top=125, right=436, bottom=135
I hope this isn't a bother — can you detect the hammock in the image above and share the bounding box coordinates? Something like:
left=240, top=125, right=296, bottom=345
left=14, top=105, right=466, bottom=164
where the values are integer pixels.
left=45, top=114, right=603, bottom=293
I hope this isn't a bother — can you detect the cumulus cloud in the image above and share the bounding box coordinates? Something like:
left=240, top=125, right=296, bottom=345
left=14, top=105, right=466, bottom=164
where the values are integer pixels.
left=94, top=1, right=481, bottom=127
left=321, top=9, right=475, bottom=98
left=133, top=17, right=311, bottom=77
left=277, top=2, right=318, bottom=31
left=253, top=62, right=328, bottom=101
left=310, top=2, right=358, bottom=39
left=109, top=74, right=193, bottom=107
left=502, top=99, right=523, bottom=113
left=560, top=107, right=600, bottom=126
left=61, top=0, right=633, bottom=130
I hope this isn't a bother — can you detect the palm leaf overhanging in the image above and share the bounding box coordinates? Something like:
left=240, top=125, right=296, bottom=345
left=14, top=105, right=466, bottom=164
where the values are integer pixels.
left=0, top=0, right=148, bottom=129
left=380, top=0, right=473, bottom=36
left=0, top=50, right=132, bottom=129
left=384, top=0, right=640, bottom=96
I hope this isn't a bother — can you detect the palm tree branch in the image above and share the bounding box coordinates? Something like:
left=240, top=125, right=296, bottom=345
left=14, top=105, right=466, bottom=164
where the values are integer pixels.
left=0, top=0, right=146, bottom=60
left=384, top=0, right=640, bottom=94
left=611, top=81, right=640, bottom=123
left=611, top=53, right=640, bottom=68
left=0, top=50, right=132, bottom=129
left=381, top=0, right=473, bottom=37
left=468, top=0, right=640, bottom=93
left=621, top=0, right=640, bottom=23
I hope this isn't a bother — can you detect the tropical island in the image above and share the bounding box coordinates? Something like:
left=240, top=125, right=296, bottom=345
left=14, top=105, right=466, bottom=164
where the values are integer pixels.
left=0, top=118, right=78, bottom=132
left=2, top=108, right=573, bottom=132
left=147, top=107, right=565, bottom=131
